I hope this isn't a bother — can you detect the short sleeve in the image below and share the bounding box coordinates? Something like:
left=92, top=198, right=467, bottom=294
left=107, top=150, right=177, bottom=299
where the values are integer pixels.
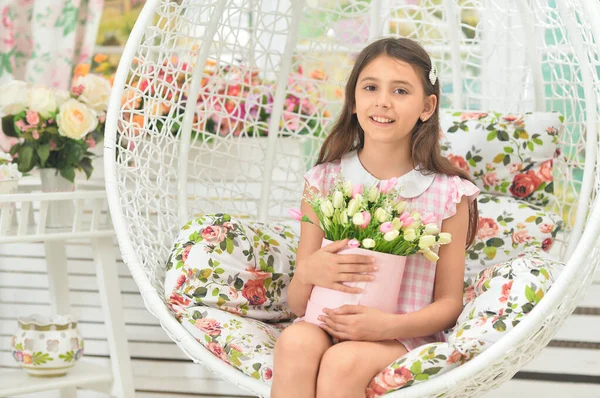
left=443, top=176, right=480, bottom=219
left=303, top=161, right=341, bottom=195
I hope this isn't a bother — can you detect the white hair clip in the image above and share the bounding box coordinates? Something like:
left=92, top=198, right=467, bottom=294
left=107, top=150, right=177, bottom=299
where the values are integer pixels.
left=429, top=62, right=437, bottom=86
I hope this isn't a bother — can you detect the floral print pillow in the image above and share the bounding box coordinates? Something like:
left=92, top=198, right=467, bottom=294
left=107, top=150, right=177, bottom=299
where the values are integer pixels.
left=440, top=111, right=563, bottom=207
left=366, top=248, right=564, bottom=396
left=465, top=194, right=562, bottom=281
left=164, top=214, right=298, bottom=321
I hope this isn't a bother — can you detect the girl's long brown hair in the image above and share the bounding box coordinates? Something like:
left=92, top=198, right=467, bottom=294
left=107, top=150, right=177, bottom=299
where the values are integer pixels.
left=316, top=37, right=479, bottom=248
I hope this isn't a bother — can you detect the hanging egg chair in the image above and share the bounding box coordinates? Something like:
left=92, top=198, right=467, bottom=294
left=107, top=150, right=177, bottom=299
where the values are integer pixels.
left=104, top=0, right=600, bottom=396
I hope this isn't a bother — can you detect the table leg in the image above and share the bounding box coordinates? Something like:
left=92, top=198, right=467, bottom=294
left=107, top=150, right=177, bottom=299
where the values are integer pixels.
left=92, top=237, right=135, bottom=398
left=44, top=240, right=77, bottom=398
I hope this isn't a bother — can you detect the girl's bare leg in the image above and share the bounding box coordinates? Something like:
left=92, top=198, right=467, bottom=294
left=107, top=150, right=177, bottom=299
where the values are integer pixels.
left=271, top=322, right=333, bottom=398
left=316, top=340, right=408, bottom=398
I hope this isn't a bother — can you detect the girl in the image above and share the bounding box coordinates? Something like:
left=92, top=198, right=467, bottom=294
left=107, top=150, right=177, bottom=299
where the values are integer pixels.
left=271, top=37, right=479, bottom=398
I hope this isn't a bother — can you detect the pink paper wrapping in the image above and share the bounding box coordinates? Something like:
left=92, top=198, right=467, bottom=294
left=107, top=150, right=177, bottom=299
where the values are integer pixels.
left=303, top=239, right=407, bottom=325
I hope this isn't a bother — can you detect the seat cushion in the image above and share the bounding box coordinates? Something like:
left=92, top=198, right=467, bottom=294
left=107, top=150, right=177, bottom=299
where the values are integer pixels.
left=465, top=194, right=562, bottom=281
left=440, top=110, right=563, bottom=207
left=164, top=214, right=298, bottom=321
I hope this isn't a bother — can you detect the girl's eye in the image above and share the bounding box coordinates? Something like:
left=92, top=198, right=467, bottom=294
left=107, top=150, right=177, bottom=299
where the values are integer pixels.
left=395, top=88, right=408, bottom=95
left=364, top=85, right=377, bottom=91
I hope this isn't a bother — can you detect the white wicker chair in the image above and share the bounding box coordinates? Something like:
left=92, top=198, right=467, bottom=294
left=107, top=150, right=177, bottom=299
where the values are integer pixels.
left=104, top=1, right=600, bottom=396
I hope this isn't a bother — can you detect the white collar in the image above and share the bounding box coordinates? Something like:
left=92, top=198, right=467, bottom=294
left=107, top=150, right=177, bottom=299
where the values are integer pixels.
left=340, top=150, right=435, bottom=198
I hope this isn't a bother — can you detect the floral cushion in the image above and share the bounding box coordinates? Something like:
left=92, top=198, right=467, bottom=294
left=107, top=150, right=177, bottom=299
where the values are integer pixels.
left=440, top=110, right=563, bottom=207
left=465, top=194, right=562, bottom=281
left=366, top=248, right=564, bottom=396
left=164, top=214, right=298, bottom=321
left=179, top=306, right=289, bottom=384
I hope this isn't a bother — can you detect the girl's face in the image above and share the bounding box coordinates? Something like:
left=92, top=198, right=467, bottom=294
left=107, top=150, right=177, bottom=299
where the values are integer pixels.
left=353, top=55, right=436, bottom=146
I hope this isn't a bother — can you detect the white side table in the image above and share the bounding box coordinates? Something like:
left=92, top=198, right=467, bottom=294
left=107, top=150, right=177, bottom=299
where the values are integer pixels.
left=0, top=181, right=135, bottom=398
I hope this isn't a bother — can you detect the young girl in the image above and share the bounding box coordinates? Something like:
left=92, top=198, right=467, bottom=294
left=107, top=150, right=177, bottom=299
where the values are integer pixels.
left=271, top=37, right=479, bottom=398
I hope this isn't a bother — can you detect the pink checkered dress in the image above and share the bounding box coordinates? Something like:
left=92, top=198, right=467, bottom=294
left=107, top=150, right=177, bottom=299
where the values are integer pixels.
left=304, top=150, right=479, bottom=351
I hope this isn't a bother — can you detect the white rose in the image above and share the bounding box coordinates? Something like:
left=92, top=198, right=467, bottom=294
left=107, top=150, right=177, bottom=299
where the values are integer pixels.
left=0, top=80, right=29, bottom=115
left=56, top=99, right=98, bottom=140
left=28, top=85, right=58, bottom=118
left=55, top=90, right=71, bottom=106
left=74, top=74, right=112, bottom=112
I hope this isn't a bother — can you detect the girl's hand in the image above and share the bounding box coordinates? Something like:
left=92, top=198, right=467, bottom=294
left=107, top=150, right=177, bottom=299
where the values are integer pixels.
left=318, top=305, right=393, bottom=341
left=296, top=239, right=378, bottom=293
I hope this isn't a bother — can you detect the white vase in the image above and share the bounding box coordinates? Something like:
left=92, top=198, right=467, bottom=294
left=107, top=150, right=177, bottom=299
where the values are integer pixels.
left=11, top=314, right=84, bottom=377
left=39, top=169, right=75, bottom=228
left=0, top=179, right=19, bottom=235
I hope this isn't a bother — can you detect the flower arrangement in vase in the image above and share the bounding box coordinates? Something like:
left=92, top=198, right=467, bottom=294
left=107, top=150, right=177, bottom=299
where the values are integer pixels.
left=289, top=176, right=452, bottom=325
left=0, top=73, right=110, bottom=183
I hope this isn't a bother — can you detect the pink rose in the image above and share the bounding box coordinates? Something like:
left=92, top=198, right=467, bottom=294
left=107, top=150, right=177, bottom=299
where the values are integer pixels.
left=261, top=367, right=273, bottom=381
left=538, top=160, right=553, bottom=183
left=447, top=349, right=465, bottom=364
left=359, top=211, right=371, bottom=229
left=222, top=221, right=235, bottom=231
left=168, top=292, right=191, bottom=315
left=542, top=238, right=553, bottom=251
left=464, top=285, right=476, bottom=304
left=512, top=229, right=532, bottom=244
left=482, top=172, right=499, bottom=187
left=194, top=318, right=222, bottom=336
left=175, top=274, right=187, bottom=290
left=245, top=266, right=272, bottom=280
left=348, top=239, right=360, bottom=249
left=508, top=163, right=523, bottom=174
left=539, top=223, right=554, bottom=234
left=460, top=112, right=488, bottom=121
left=85, top=137, right=96, bottom=149
left=242, top=279, right=267, bottom=305
left=477, top=217, right=499, bottom=240
left=26, top=111, right=39, bottom=126
left=499, top=280, right=513, bottom=303
left=201, top=225, right=227, bottom=243
left=207, top=342, right=229, bottom=363
left=367, top=366, right=414, bottom=396
left=510, top=171, right=542, bottom=199
left=227, top=287, right=238, bottom=299
left=447, top=154, right=470, bottom=173
left=181, top=245, right=192, bottom=263
left=503, top=115, right=518, bottom=122
left=32, top=130, right=39, bottom=140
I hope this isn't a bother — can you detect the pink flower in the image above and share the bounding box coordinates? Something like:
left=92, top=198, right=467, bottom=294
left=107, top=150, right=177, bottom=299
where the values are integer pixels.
left=508, top=163, right=523, bottom=174
left=421, top=212, right=437, bottom=225
left=26, top=111, right=39, bottom=126
left=482, top=172, right=499, bottom=187
left=348, top=239, right=360, bottom=249
left=399, top=211, right=411, bottom=223
left=477, top=217, right=499, bottom=239
left=227, top=287, right=238, bottom=299
left=512, top=229, right=532, bottom=244
left=352, top=183, right=363, bottom=198
left=85, top=137, right=96, bottom=149
left=538, top=159, right=553, bottom=183
left=181, top=245, right=192, bottom=263
left=539, top=223, right=554, bottom=234
left=201, top=225, right=227, bottom=243
left=359, top=211, right=371, bottom=229
left=542, top=238, right=553, bottom=251
left=31, top=130, right=39, bottom=140
left=15, top=120, right=28, bottom=131
left=194, top=318, right=222, bottom=336
left=72, top=84, right=85, bottom=96
left=379, top=177, right=398, bottom=194
left=464, top=285, right=476, bottom=304
left=49, top=140, right=57, bottom=151
left=207, top=342, right=229, bottom=363
left=460, top=112, right=488, bottom=121
left=447, top=349, right=465, bottom=364
left=175, top=273, right=187, bottom=290
left=499, top=280, right=513, bottom=303
left=261, top=367, right=273, bottom=381
left=288, top=208, right=303, bottom=221
left=379, top=222, right=393, bottom=233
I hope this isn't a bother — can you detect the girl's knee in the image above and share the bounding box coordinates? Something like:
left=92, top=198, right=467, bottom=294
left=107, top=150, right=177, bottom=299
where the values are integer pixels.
left=319, top=342, right=361, bottom=377
left=275, top=322, right=330, bottom=359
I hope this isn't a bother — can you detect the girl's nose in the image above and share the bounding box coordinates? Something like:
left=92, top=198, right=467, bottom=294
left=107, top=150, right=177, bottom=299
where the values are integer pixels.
left=375, top=92, right=391, bottom=108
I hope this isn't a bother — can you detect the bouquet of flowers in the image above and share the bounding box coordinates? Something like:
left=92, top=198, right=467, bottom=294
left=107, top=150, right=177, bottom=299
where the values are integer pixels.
left=0, top=72, right=110, bottom=182
left=290, top=176, right=452, bottom=262
left=290, top=175, right=453, bottom=325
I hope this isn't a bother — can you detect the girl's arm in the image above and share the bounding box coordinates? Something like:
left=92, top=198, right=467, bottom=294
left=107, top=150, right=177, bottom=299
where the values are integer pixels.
left=287, top=183, right=325, bottom=317
left=385, top=196, right=469, bottom=339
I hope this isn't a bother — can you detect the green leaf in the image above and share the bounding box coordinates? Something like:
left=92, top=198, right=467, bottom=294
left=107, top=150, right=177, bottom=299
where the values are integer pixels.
left=410, top=361, right=422, bottom=374
left=493, top=320, right=507, bottom=332
left=18, top=145, right=34, bottom=172
left=1, top=115, right=18, bottom=137
left=60, top=166, right=76, bottom=183
left=253, top=363, right=262, bottom=371
left=503, top=146, right=513, bottom=153
left=483, top=246, right=497, bottom=259
left=423, top=367, right=442, bottom=375
left=415, top=374, right=430, bottom=381
left=79, top=157, right=93, bottom=179
left=37, top=143, right=50, bottom=167
left=212, top=288, right=219, bottom=297
left=193, top=287, right=208, bottom=298
left=234, top=278, right=244, bottom=290
left=525, top=285, right=536, bottom=302
left=226, top=238, right=234, bottom=254
left=486, top=131, right=497, bottom=141
left=497, top=130, right=510, bottom=141
left=486, top=238, right=504, bottom=248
